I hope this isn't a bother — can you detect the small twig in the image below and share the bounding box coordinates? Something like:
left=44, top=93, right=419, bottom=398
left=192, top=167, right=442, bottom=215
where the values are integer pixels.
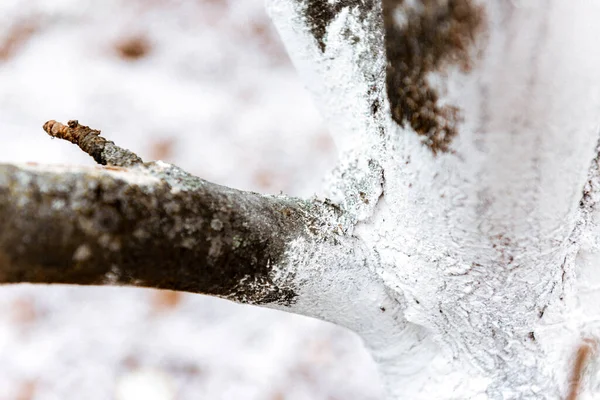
left=43, top=120, right=143, bottom=167
left=567, top=337, right=598, bottom=400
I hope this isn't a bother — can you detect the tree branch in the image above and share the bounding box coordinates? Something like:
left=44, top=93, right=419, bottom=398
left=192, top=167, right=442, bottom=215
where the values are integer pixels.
left=0, top=120, right=340, bottom=305
left=0, top=120, right=406, bottom=342
left=0, top=161, right=315, bottom=305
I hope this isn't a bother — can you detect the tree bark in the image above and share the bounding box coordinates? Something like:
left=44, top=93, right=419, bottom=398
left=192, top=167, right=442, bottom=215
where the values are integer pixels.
left=0, top=162, right=311, bottom=304
left=2, top=0, right=600, bottom=399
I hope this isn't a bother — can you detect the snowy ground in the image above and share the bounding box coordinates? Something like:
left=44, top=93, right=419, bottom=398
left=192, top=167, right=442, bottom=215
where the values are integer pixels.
left=0, top=0, right=383, bottom=399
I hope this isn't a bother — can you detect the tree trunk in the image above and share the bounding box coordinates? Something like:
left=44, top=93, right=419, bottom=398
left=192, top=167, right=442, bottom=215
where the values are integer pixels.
left=268, top=0, right=600, bottom=398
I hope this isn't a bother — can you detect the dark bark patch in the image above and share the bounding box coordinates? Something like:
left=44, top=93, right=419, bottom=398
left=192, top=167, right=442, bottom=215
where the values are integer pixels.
left=0, top=165, right=312, bottom=306
left=383, top=0, right=485, bottom=153
left=301, top=0, right=374, bottom=52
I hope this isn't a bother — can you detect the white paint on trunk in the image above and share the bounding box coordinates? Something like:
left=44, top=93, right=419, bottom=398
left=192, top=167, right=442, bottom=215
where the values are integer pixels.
left=268, top=0, right=600, bottom=398
left=266, top=0, right=387, bottom=224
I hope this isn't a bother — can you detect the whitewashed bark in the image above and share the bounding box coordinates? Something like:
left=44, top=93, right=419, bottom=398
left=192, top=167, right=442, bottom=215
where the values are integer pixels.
left=268, top=0, right=600, bottom=398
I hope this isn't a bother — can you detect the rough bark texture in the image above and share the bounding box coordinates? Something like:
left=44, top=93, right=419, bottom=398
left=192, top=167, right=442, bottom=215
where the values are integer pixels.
left=0, top=162, right=321, bottom=305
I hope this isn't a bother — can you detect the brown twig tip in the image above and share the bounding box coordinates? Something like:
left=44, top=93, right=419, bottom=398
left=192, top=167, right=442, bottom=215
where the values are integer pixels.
left=42, top=119, right=66, bottom=138
left=42, top=119, right=142, bottom=167
left=42, top=119, right=100, bottom=145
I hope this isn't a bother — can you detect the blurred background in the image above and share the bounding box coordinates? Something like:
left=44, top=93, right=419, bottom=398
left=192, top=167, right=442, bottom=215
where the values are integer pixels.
left=0, top=0, right=383, bottom=399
